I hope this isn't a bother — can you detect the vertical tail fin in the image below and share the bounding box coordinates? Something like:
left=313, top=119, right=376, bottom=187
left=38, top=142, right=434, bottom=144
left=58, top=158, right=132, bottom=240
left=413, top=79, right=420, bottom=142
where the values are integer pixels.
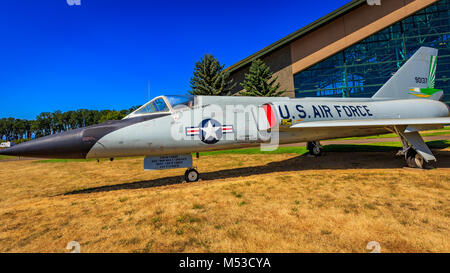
left=372, top=47, right=443, bottom=100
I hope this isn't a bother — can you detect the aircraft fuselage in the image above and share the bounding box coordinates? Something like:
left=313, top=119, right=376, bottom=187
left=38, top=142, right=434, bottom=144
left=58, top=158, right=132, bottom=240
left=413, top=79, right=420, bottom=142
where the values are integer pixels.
left=84, top=97, right=449, bottom=158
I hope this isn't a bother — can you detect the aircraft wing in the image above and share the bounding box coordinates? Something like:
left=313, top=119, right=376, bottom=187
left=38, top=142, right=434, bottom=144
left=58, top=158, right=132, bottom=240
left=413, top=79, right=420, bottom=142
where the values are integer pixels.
left=289, top=117, right=450, bottom=129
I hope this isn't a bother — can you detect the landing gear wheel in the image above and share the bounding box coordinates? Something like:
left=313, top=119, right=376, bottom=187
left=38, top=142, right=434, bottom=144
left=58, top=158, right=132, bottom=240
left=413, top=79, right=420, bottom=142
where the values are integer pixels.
left=405, top=149, right=427, bottom=169
left=185, top=168, right=199, bottom=182
left=307, top=141, right=322, bottom=156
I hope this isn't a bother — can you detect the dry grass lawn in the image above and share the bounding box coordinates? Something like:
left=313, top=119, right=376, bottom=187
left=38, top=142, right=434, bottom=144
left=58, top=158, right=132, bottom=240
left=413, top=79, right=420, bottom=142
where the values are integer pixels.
left=0, top=147, right=449, bottom=253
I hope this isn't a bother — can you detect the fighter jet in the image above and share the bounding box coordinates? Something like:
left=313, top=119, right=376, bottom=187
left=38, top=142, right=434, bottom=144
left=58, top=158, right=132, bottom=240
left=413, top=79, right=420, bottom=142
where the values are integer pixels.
left=1, top=47, right=449, bottom=182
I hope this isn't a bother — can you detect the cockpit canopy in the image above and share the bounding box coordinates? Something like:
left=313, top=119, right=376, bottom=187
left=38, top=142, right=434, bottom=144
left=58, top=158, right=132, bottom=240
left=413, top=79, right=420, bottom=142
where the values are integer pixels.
left=125, top=95, right=196, bottom=118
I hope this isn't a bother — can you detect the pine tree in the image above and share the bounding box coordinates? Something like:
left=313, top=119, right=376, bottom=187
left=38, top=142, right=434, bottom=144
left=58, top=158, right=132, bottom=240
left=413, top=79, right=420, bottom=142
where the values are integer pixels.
left=189, top=54, right=235, bottom=96
left=240, top=59, right=285, bottom=97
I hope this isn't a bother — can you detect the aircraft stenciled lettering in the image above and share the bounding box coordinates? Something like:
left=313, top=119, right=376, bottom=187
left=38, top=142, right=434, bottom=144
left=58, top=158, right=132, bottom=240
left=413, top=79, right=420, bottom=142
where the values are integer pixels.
left=415, top=77, right=428, bottom=84
left=278, top=105, right=290, bottom=119
left=312, top=105, right=322, bottom=118
left=279, top=104, right=374, bottom=119
left=295, top=105, right=307, bottom=118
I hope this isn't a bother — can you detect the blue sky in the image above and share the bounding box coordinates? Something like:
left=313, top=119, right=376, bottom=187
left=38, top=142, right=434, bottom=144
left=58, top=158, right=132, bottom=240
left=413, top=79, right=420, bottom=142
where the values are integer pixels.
left=0, top=0, right=351, bottom=119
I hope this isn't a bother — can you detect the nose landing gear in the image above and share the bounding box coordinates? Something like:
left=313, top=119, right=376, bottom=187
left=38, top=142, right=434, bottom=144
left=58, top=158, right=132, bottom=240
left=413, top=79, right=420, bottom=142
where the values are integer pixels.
left=185, top=168, right=199, bottom=182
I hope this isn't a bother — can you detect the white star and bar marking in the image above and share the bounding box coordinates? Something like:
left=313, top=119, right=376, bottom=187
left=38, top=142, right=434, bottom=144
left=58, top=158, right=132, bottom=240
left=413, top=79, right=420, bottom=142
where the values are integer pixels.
left=200, top=121, right=220, bottom=140
left=186, top=123, right=233, bottom=137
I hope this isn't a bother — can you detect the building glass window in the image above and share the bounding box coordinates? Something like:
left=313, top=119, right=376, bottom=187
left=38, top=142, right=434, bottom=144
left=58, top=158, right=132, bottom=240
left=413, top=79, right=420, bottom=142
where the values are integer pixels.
left=294, top=0, right=450, bottom=104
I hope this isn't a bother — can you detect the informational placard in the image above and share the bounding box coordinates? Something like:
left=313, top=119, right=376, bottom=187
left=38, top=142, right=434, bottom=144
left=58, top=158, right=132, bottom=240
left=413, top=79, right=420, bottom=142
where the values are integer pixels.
left=144, top=154, right=192, bottom=170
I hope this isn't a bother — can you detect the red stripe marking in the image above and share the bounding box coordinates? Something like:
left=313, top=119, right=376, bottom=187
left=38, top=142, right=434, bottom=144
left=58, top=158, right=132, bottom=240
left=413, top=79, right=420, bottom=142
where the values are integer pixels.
left=187, top=128, right=199, bottom=135
left=263, top=104, right=275, bottom=128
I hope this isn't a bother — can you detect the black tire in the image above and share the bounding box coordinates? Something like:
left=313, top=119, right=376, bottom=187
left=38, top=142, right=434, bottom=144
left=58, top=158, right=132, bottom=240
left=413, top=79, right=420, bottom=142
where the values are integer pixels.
left=306, top=142, right=313, bottom=151
left=307, top=141, right=322, bottom=156
left=405, top=149, right=427, bottom=169
left=311, top=144, right=322, bottom=156
left=185, top=168, right=199, bottom=182
left=405, top=149, right=417, bottom=168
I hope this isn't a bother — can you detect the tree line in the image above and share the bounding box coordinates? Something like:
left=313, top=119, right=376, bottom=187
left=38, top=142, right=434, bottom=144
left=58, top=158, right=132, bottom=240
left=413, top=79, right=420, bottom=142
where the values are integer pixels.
left=0, top=107, right=139, bottom=142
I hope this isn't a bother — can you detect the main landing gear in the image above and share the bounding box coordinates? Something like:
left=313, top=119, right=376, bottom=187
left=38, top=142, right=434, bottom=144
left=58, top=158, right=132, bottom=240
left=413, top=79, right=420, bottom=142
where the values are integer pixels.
left=307, top=141, right=323, bottom=156
left=405, top=149, right=427, bottom=169
left=393, top=126, right=435, bottom=169
left=185, top=168, right=199, bottom=182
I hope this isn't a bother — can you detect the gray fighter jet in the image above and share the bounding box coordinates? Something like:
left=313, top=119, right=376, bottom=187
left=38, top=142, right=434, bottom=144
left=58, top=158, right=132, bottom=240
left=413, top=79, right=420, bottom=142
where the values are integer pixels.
left=1, top=47, right=449, bottom=181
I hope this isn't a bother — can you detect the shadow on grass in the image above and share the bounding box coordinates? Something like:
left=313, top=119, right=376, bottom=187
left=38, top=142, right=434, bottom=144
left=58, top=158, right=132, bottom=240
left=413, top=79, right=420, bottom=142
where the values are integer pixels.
left=64, top=142, right=450, bottom=196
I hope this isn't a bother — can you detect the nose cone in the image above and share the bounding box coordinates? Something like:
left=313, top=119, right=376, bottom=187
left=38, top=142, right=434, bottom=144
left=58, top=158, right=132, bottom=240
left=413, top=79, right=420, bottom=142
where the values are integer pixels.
left=0, top=115, right=167, bottom=159
left=0, top=128, right=88, bottom=159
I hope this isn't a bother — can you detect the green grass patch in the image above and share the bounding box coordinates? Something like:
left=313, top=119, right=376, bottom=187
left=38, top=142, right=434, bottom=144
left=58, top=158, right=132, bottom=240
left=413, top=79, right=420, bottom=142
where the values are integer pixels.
left=324, top=140, right=449, bottom=153
left=32, top=157, right=140, bottom=163
left=33, top=158, right=99, bottom=163
left=231, top=191, right=243, bottom=198
left=422, top=131, right=450, bottom=137
left=0, top=155, right=14, bottom=160
left=328, top=127, right=450, bottom=141
left=177, top=214, right=201, bottom=224
left=192, top=204, right=205, bottom=210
